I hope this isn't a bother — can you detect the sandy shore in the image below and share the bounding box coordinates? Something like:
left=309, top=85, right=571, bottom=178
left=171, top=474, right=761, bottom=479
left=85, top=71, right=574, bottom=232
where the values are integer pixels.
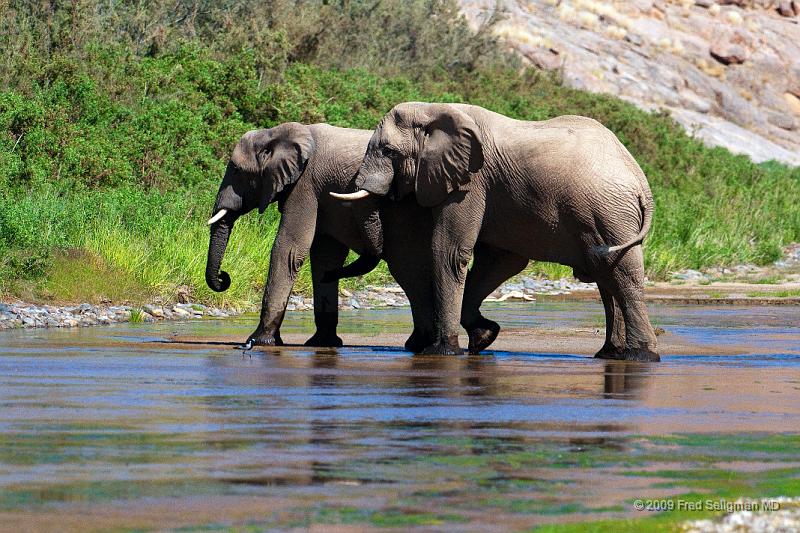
left=166, top=320, right=800, bottom=358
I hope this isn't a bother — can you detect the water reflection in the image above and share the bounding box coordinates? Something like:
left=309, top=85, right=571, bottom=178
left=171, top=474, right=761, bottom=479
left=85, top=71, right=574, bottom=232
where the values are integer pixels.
left=602, top=361, right=650, bottom=399
left=2, top=303, right=800, bottom=531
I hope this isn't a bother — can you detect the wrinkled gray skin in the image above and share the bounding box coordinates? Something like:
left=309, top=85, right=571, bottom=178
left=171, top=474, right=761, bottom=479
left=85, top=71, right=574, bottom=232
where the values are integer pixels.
left=206, top=123, right=435, bottom=350
left=343, top=103, right=659, bottom=361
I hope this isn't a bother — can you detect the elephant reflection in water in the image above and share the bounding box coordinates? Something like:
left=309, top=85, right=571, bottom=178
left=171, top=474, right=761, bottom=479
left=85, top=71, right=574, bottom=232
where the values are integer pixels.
left=405, top=355, right=499, bottom=398
left=603, top=361, right=649, bottom=398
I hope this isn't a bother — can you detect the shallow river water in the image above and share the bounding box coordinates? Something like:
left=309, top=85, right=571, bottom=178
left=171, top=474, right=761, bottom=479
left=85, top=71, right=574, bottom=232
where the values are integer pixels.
left=1, top=302, right=799, bottom=531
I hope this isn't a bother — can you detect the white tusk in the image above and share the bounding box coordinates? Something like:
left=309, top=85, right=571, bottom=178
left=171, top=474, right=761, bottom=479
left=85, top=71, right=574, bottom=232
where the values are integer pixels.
left=207, top=209, right=228, bottom=225
left=329, top=190, right=370, bottom=201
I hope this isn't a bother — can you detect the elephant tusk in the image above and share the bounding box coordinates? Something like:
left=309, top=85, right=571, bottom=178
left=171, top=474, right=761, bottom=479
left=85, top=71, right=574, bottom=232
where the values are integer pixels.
left=207, top=209, right=228, bottom=225
left=330, top=190, right=370, bottom=201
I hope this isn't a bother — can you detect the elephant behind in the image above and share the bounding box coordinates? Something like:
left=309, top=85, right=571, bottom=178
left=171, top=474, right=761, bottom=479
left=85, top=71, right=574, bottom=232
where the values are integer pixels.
left=205, top=123, right=436, bottom=351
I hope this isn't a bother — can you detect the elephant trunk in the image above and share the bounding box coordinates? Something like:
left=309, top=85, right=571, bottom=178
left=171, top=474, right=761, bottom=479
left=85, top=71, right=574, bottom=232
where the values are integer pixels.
left=352, top=195, right=383, bottom=257
left=206, top=217, right=233, bottom=292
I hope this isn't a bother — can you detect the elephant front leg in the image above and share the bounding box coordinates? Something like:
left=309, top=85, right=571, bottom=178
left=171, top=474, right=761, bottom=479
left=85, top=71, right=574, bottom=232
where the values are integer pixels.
left=246, top=311, right=285, bottom=348
left=247, top=235, right=313, bottom=348
left=421, top=206, right=480, bottom=355
left=305, top=235, right=349, bottom=348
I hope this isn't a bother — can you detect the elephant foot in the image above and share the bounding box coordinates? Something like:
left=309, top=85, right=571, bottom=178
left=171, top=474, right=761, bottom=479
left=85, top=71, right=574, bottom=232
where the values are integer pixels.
left=465, top=317, right=500, bottom=354
left=420, top=335, right=463, bottom=356
left=595, top=345, right=660, bottom=362
left=304, top=331, right=343, bottom=348
left=593, top=342, right=625, bottom=359
left=404, top=329, right=434, bottom=353
left=245, top=330, right=284, bottom=349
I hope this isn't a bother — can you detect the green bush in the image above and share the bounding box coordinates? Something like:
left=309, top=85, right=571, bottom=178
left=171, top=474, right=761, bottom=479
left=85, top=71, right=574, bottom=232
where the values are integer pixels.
left=1, top=0, right=798, bottom=304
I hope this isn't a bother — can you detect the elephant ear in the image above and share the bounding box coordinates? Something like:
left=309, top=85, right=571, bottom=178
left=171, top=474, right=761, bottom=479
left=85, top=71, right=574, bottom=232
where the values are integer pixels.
left=415, top=106, right=484, bottom=208
left=232, top=123, right=316, bottom=214
left=259, top=123, right=316, bottom=213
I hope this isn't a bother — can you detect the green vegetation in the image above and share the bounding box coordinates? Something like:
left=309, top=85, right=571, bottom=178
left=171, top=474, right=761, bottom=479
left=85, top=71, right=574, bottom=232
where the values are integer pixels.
left=746, top=289, right=800, bottom=298
left=1, top=0, right=799, bottom=306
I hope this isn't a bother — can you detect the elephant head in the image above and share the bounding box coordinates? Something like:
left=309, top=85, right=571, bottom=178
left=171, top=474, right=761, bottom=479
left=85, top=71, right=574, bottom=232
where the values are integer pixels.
left=206, top=123, right=315, bottom=292
left=331, top=103, right=484, bottom=243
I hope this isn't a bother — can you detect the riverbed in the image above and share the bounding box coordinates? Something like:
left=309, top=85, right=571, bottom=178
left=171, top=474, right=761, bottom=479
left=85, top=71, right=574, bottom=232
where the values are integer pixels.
left=1, top=302, right=799, bottom=531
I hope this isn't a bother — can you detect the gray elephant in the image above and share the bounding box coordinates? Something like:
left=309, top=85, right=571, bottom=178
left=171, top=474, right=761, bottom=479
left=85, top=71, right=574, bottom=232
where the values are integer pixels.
left=205, top=122, right=436, bottom=350
left=333, top=103, right=659, bottom=361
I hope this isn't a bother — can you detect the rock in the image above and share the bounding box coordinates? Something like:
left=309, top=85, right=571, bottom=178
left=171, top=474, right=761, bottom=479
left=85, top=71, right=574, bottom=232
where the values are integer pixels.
left=778, top=0, right=797, bottom=17
left=459, top=0, right=800, bottom=167
left=522, top=47, right=562, bottom=70
left=767, top=111, right=797, bottom=130
left=350, top=298, right=361, bottom=309
left=785, top=92, right=800, bottom=115
left=143, top=304, right=164, bottom=318
left=710, top=41, right=749, bottom=65
left=671, top=269, right=708, bottom=281
left=172, top=307, right=190, bottom=318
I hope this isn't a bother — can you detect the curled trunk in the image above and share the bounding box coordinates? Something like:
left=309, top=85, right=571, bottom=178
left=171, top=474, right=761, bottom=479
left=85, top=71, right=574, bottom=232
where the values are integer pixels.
left=206, top=219, right=233, bottom=292
left=321, top=254, right=381, bottom=283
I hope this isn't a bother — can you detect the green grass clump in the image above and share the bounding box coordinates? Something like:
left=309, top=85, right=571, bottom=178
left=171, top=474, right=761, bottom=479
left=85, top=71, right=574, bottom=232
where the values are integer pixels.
left=129, top=309, right=144, bottom=324
left=1, top=1, right=798, bottom=306
left=746, top=289, right=800, bottom=298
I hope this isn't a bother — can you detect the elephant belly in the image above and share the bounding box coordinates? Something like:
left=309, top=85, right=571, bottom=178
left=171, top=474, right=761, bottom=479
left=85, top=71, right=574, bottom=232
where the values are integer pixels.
left=317, top=203, right=370, bottom=255
left=479, top=204, right=584, bottom=266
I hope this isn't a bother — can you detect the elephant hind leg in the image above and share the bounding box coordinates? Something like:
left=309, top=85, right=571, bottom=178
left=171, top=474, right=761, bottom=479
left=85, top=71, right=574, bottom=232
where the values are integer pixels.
left=595, top=247, right=659, bottom=362
left=461, top=242, right=529, bottom=354
left=594, top=285, right=626, bottom=358
left=306, top=234, right=350, bottom=348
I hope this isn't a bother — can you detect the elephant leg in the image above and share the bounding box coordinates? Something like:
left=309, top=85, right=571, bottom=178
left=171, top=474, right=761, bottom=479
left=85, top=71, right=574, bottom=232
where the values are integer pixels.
left=385, top=260, right=435, bottom=353
left=422, top=195, right=482, bottom=355
left=305, top=234, right=349, bottom=347
left=247, top=195, right=318, bottom=348
left=596, top=247, right=659, bottom=362
left=382, top=203, right=435, bottom=353
left=461, top=242, right=528, bottom=354
left=594, top=285, right=626, bottom=358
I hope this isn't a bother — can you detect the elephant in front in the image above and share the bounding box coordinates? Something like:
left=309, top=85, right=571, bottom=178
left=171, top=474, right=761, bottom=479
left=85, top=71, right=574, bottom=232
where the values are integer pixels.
left=334, top=103, right=659, bottom=361
left=205, top=123, right=436, bottom=350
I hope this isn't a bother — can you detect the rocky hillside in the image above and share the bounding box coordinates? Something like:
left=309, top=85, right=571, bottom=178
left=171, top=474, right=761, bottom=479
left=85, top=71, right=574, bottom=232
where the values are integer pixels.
left=460, top=0, right=800, bottom=166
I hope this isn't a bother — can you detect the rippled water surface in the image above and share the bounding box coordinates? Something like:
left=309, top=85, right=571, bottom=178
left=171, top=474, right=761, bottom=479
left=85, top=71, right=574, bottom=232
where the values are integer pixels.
left=1, top=302, right=799, bottom=531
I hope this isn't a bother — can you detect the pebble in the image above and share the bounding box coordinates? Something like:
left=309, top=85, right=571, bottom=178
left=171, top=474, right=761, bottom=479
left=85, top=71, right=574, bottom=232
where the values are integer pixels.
left=684, top=497, right=800, bottom=532
left=0, top=301, right=238, bottom=330
left=6, top=244, right=796, bottom=330
left=670, top=243, right=800, bottom=283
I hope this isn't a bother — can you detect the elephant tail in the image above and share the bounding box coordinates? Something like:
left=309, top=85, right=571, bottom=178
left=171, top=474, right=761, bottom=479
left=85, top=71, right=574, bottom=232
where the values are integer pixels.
left=321, top=254, right=381, bottom=283
left=596, top=190, right=654, bottom=256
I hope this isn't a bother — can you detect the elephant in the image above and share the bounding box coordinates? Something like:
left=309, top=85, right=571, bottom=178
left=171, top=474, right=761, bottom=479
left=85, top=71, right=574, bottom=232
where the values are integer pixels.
left=205, top=122, right=437, bottom=351
left=333, top=103, right=659, bottom=362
